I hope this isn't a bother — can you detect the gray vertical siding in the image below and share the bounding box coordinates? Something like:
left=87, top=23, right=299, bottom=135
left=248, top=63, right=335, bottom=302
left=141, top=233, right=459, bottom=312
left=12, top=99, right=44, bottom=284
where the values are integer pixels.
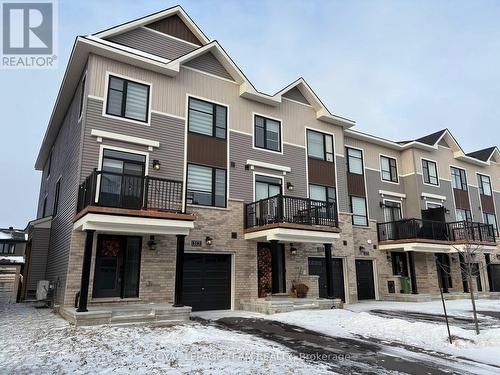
left=108, top=27, right=198, bottom=61
left=365, top=169, right=406, bottom=222
left=184, top=52, right=234, bottom=81
left=81, top=98, right=185, bottom=181
left=27, top=227, right=50, bottom=292
left=229, top=131, right=307, bottom=202
left=282, top=87, right=310, bottom=105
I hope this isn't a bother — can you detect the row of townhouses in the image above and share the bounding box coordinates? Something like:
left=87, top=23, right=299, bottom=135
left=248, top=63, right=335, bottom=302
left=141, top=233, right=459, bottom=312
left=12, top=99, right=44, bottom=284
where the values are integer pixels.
left=22, top=6, right=500, bottom=323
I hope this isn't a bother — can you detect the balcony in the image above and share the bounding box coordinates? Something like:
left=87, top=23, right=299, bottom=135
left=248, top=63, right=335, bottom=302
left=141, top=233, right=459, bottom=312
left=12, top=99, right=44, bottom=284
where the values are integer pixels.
left=74, top=170, right=194, bottom=235
left=243, top=195, right=340, bottom=243
left=377, top=219, right=496, bottom=251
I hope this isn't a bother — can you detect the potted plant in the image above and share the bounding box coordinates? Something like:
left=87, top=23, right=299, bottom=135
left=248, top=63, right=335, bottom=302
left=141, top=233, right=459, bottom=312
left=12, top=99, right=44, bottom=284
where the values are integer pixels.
left=292, top=281, right=309, bottom=298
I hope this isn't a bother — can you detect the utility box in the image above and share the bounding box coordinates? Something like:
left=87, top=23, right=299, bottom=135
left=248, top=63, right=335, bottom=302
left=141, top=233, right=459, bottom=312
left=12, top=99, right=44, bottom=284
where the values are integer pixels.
left=400, top=276, right=411, bottom=294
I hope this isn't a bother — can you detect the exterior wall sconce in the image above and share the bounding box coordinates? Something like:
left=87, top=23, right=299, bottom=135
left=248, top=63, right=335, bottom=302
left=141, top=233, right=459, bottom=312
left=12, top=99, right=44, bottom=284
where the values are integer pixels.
left=147, top=235, right=157, bottom=251
left=290, top=243, right=297, bottom=255
left=286, top=182, right=294, bottom=191
left=379, top=201, right=385, bottom=208
left=445, top=208, right=450, bottom=214
left=205, top=236, right=213, bottom=246
left=496, top=254, right=500, bottom=261
left=152, top=160, right=161, bottom=170
left=386, top=252, right=392, bottom=261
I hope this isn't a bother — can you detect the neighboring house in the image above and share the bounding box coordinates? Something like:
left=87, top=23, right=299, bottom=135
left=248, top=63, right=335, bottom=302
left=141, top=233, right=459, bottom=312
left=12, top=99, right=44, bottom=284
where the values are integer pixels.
left=0, top=227, right=27, bottom=303
left=28, top=6, right=500, bottom=322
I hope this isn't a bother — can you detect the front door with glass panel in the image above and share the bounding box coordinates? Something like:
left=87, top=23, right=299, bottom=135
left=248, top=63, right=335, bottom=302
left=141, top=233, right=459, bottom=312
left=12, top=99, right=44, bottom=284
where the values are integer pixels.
left=93, top=235, right=142, bottom=299
left=255, top=175, right=282, bottom=224
left=100, top=149, right=146, bottom=209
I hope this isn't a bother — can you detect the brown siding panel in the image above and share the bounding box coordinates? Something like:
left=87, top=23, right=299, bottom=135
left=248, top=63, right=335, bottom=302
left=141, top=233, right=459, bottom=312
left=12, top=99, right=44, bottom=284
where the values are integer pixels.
left=347, top=172, right=366, bottom=197
left=146, top=15, right=202, bottom=45
left=454, top=188, right=471, bottom=210
left=481, top=195, right=495, bottom=214
left=187, top=133, right=227, bottom=168
left=308, top=158, right=336, bottom=187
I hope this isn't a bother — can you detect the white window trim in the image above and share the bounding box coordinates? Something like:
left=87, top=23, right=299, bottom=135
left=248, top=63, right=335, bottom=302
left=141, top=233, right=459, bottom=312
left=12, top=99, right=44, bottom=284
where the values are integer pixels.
left=350, top=195, right=369, bottom=227
left=246, top=160, right=290, bottom=174
left=252, top=112, right=284, bottom=155
left=102, top=71, right=153, bottom=126
left=449, top=164, right=473, bottom=221
left=378, top=190, right=406, bottom=199
left=383, top=198, right=403, bottom=220
left=379, top=153, right=400, bottom=185
left=91, top=129, right=159, bottom=149
left=252, top=171, right=285, bottom=202
left=420, top=157, right=440, bottom=188
left=476, top=172, right=493, bottom=197
left=421, top=192, right=447, bottom=201
left=425, top=201, right=443, bottom=209
left=186, top=93, right=229, bottom=139
left=97, top=144, right=150, bottom=175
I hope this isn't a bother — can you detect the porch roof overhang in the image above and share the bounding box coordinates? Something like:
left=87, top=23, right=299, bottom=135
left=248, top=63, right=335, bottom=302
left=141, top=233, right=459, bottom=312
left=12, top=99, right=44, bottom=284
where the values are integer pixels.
left=73, top=213, right=194, bottom=235
left=244, top=226, right=340, bottom=243
left=378, top=240, right=498, bottom=253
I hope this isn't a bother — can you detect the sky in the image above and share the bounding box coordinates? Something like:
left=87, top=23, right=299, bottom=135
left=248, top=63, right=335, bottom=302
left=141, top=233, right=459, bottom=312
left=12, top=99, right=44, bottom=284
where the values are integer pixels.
left=1, top=0, right=500, bottom=228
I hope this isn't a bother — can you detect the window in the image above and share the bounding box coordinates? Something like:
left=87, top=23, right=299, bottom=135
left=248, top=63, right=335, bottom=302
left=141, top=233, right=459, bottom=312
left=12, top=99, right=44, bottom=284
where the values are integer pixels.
left=422, top=159, right=438, bottom=185
left=46, top=149, right=52, bottom=178
left=307, top=130, right=333, bottom=161
left=383, top=200, right=402, bottom=222
left=350, top=196, right=368, bottom=226
left=79, top=75, right=86, bottom=118
left=0, top=243, right=15, bottom=254
left=451, top=167, right=467, bottom=191
left=254, top=115, right=281, bottom=152
left=42, top=195, right=47, bottom=217
left=53, top=178, right=61, bottom=216
left=255, top=175, right=282, bottom=201
left=391, top=252, right=408, bottom=276
left=456, top=208, right=472, bottom=222
left=187, top=164, right=226, bottom=207
left=478, top=174, right=492, bottom=196
left=106, top=76, right=150, bottom=122
left=188, top=97, right=227, bottom=139
left=346, top=147, right=363, bottom=175
left=380, top=156, right=398, bottom=183
left=309, top=184, right=336, bottom=203
left=426, top=202, right=442, bottom=209
left=483, top=213, right=498, bottom=232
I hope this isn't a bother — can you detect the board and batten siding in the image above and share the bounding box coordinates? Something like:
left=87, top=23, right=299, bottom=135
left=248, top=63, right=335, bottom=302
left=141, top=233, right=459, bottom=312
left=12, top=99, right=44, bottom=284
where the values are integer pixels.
left=108, top=27, right=198, bottom=61
left=81, top=98, right=185, bottom=182
left=87, top=54, right=345, bottom=150
left=229, top=131, right=307, bottom=202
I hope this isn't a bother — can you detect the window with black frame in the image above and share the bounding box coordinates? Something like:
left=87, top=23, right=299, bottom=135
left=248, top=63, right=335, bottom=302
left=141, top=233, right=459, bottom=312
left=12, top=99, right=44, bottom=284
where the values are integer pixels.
left=0, top=243, right=15, bottom=254
left=350, top=195, right=368, bottom=226
left=309, top=184, right=336, bottom=223
left=478, top=174, right=492, bottom=196
left=106, top=76, right=150, bottom=123
left=451, top=167, right=467, bottom=191
left=307, top=130, right=333, bottom=161
left=422, top=159, right=439, bottom=185
left=254, top=115, right=281, bottom=152
left=380, top=156, right=398, bottom=183
left=346, top=147, right=364, bottom=175
left=187, top=164, right=226, bottom=207
left=188, top=97, right=227, bottom=139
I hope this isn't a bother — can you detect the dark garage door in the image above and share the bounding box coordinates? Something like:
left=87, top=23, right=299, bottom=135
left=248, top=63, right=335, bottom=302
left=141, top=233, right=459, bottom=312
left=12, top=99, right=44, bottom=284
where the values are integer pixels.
left=489, top=264, right=500, bottom=292
left=308, top=257, right=345, bottom=301
left=355, top=260, right=375, bottom=300
left=183, top=253, right=231, bottom=311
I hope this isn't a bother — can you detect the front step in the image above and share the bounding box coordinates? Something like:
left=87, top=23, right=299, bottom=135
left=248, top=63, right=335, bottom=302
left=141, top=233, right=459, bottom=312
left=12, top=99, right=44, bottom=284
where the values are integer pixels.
left=110, top=314, right=155, bottom=324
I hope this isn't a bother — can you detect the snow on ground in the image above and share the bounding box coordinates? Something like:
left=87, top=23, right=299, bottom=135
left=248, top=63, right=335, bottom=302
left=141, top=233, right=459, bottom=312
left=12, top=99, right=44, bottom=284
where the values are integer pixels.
left=0, top=304, right=330, bottom=375
left=266, top=299, right=500, bottom=367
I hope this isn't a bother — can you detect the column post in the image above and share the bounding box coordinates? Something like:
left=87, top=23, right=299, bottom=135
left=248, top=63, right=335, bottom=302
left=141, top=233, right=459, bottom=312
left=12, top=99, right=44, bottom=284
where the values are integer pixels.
left=324, top=243, right=334, bottom=299
left=77, top=230, right=95, bottom=312
left=408, top=251, right=418, bottom=294
left=173, top=234, right=186, bottom=307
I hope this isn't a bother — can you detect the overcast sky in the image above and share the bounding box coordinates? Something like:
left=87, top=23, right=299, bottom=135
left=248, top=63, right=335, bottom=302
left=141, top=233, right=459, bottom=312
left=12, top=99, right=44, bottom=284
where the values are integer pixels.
left=1, top=0, right=500, bottom=228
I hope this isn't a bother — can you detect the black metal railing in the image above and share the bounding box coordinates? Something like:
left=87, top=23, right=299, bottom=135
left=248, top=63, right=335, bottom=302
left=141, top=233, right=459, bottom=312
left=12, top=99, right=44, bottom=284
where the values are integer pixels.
left=244, top=194, right=338, bottom=229
left=77, top=170, right=184, bottom=214
left=377, top=218, right=496, bottom=244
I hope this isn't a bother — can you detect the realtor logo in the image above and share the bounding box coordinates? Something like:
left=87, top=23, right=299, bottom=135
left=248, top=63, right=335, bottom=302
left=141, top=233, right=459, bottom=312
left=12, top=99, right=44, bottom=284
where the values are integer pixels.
left=1, top=1, right=57, bottom=68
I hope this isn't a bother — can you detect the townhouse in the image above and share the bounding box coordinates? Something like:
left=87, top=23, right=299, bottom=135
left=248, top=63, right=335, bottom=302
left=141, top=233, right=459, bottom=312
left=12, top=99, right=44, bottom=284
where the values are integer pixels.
left=25, top=6, right=500, bottom=324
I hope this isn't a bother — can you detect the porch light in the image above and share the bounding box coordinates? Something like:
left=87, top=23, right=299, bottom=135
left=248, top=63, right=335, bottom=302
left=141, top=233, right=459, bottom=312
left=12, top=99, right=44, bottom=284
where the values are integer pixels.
left=147, top=235, right=157, bottom=251
left=205, top=236, right=213, bottom=246
left=152, top=159, right=161, bottom=170
left=286, top=182, right=294, bottom=191
left=290, top=244, right=298, bottom=255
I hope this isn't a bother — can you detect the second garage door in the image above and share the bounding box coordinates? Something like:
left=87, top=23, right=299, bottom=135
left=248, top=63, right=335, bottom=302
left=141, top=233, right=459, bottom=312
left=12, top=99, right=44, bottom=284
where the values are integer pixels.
left=183, top=253, right=231, bottom=311
left=355, top=259, right=376, bottom=300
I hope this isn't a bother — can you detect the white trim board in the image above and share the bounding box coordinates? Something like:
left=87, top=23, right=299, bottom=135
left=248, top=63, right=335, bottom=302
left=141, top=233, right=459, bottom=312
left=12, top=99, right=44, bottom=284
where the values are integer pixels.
left=246, top=159, right=291, bottom=174
left=91, top=129, right=159, bottom=148
left=379, top=190, right=406, bottom=199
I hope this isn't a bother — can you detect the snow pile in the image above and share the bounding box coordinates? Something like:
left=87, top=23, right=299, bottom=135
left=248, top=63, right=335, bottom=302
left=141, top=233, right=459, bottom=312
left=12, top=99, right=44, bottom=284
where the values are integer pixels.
left=0, top=305, right=329, bottom=374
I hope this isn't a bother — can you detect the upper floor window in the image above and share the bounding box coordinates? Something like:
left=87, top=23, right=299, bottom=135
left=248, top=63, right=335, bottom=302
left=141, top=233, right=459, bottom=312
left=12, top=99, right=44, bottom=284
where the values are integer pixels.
left=307, top=130, right=333, bottom=162
left=42, top=195, right=47, bottom=217
left=254, top=115, right=281, bottom=152
left=255, top=175, right=282, bottom=201
left=350, top=196, right=368, bottom=226
left=477, top=174, right=492, bottom=196
left=451, top=167, right=467, bottom=191
left=53, top=178, right=61, bottom=216
left=309, top=184, right=336, bottom=203
left=380, top=156, right=398, bottom=183
left=422, top=159, right=438, bottom=185
left=106, top=76, right=150, bottom=123
left=188, top=97, right=227, bottom=139
left=46, top=149, right=52, bottom=178
left=346, top=147, right=363, bottom=175
left=456, top=208, right=472, bottom=222
left=79, top=75, right=86, bottom=119
left=187, top=164, right=226, bottom=207
left=0, top=243, right=15, bottom=254
left=484, top=213, right=498, bottom=232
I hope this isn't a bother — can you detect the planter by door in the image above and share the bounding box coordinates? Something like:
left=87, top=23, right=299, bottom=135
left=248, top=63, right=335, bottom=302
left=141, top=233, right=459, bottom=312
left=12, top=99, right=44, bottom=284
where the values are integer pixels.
left=308, top=257, right=345, bottom=301
left=182, top=253, right=231, bottom=311
left=355, top=259, right=375, bottom=300
left=257, top=243, right=285, bottom=297
left=92, top=235, right=142, bottom=299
